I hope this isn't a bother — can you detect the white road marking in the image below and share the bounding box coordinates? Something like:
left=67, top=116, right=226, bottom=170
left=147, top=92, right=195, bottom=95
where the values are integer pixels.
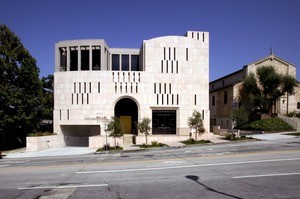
left=0, top=165, right=9, bottom=168
left=18, top=184, right=108, bottom=190
left=233, top=172, right=300, bottom=179
left=76, top=157, right=300, bottom=174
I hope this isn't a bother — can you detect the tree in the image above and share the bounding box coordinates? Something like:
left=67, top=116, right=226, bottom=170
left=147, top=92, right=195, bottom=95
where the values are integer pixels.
left=242, top=65, right=297, bottom=115
left=39, top=74, right=54, bottom=132
left=41, top=74, right=53, bottom=120
left=188, top=110, right=205, bottom=141
left=106, top=116, right=123, bottom=147
left=0, top=24, right=43, bottom=150
left=231, top=107, right=249, bottom=129
left=137, top=117, right=151, bottom=146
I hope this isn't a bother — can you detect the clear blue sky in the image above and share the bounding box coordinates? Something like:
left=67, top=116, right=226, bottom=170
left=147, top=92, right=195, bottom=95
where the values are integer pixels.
left=1, top=0, right=299, bottom=81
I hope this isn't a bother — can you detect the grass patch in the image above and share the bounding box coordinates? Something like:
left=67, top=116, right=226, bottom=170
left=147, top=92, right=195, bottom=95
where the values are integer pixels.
left=140, top=141, right=168, bottom=148
left=285, top=132, right=300, bottom=136
left=181, top=138, right=211, bottom=145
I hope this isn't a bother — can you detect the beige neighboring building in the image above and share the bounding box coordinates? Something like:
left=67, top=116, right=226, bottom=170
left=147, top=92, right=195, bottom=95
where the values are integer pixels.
left=49, top=31, right=210, bottom=149
left=209, top=53, right=299, bottom=131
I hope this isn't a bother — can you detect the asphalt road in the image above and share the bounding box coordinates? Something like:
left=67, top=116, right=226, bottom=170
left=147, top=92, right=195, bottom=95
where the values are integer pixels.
left=0, top=135, right=300, bottom=199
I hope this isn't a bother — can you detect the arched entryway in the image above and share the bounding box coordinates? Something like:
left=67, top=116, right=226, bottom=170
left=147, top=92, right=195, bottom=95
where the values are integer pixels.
left=114, top=97, right=138, bottom=135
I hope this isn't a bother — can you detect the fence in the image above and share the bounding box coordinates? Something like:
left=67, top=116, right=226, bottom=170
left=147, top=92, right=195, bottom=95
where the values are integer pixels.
left=278, top=114, right=298, bottom=130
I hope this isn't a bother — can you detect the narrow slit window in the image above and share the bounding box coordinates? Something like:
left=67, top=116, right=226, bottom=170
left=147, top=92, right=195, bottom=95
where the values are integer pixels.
left=59, top=110, right=61, bottom=120
left=82, top=94, right=84, bottom=104
left=162, top=94, right=164, bottom=105
left=157, top=94, right=159, bottom=105
left=131, top=83, right=133, bottom=93
left=77, top=94, right=79, bottom=104
left=89, top=82, right=91, bottom=93
left=167, top=94, right=169, bottom=105
left=176, top=61, right=178, bottom=73
left=79, top=82, right=81, bottom=93
left=195, top=95, right=197, bottom=105
left=120, top=83, right=122, bottom=93
left=72, top=94, right=73, bottom=104
left=203, top=33, right=205, bottom=42
left=164, top=83, right=166, bottom=94
left=154, top=83, right=156, bottom=94
left=186, top=48, right=188, bottom=61
left=166, top=61, right=168, bottom=73
left=177, top=94, right=179, bottom=105
left=98, top=82, right=100, bottom=93
left=67, top=110, right=69, bottom=120
left=171, top=61, right=173, bottom=73
left=169, top=83, right=171, bottom=94
left=115, top=83, right=117, bottom=93
left=87, top=93, right=89, bottom=104
left=174, top=48, right=176, bottom=60
left=84, top=82, right=86, bottom=93
left=136, top=83, right=138, bottom=93
left=164, top=47, right=166, bottom=60
left=169, top=47, right=171, bottom=60
left=172, top=94, right=174, bottom=105
left=74, top=82, right=76, bottom=93
left=161, top=60, right=164, bottom=73
left=159, top=83, right=161, bottom=94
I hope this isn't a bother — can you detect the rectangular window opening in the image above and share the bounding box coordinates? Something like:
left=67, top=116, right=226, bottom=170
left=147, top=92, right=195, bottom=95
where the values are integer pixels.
left=122, top=54, right=129, bottom=71
left=70, top=47, right=78, bottom=71
left=92, top=46, right=101, bottom=70
left=112, top=54, right=120, bottom=71
left=81, top=46, right=89, bottom=71
left=59, top=47, right=67, bottom=71
left=131, top=55, right=139, bottom=71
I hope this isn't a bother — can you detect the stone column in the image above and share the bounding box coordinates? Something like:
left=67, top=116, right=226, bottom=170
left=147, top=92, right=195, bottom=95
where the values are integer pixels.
left=67, top=46, right=70, bottom=71
left=89, top=45, right=92, bottom=71
left=78, top=46, right=81, bottom=71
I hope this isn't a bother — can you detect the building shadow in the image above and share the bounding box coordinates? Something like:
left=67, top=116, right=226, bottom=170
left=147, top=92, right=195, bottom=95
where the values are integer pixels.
left=185, top=175, right=243, bottom=199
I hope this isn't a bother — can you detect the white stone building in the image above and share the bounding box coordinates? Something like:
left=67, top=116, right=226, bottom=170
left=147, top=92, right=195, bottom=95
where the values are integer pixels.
left=53, top=31, right=210, bottom=148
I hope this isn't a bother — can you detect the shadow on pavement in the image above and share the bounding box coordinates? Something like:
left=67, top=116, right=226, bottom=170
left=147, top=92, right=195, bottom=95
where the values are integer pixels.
left=186, top=175, right=242, bottom=199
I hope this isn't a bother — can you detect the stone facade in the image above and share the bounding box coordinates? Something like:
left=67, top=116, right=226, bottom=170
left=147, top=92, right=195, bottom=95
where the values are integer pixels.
left=210, top=54, right=298, bottom=131
left=53, top=31, right=210, bottom=148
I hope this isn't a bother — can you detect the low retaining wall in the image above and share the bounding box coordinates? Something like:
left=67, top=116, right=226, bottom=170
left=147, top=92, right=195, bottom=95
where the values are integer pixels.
left=26, top=135, right=64, bottom=152
left=89, top=136, right=123, bottom=148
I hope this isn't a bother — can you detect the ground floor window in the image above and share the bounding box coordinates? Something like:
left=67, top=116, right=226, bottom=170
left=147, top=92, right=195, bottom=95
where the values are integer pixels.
left=152, top=110, right=176, bottom=134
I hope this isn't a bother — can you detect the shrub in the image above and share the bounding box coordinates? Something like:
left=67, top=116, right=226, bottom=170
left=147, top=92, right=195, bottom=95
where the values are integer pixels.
left=96, top=144, right=123, bottom=152
left=244, top=118, right=294, bottom=132
left=28, top=132, right=56, bottom=137
left=181, top=138, right=211, bottom=145
left=140, top=141, right=168, bottom=148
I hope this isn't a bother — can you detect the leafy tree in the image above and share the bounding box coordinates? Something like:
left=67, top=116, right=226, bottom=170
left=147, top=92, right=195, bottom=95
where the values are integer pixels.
left=41, top=74, right=53, bottom=120
left=0, top=24, right=43, bottom=149
left=106, top=116, right=123, bottom=147
left=137, top=117, right=151, bottom=146
left=188, top=110, right=205, bottom=141
left=231, top=107, right=249, bottom=129
left=242, top=65, right=297, bottom=115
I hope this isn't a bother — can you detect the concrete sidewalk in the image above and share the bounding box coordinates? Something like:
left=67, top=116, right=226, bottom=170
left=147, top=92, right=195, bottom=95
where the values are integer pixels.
left=3, top=147, right=96, bottom=159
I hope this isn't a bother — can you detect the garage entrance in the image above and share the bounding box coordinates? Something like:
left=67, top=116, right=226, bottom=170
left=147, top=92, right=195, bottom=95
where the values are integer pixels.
left=61, top=125, right=100, bottom=146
